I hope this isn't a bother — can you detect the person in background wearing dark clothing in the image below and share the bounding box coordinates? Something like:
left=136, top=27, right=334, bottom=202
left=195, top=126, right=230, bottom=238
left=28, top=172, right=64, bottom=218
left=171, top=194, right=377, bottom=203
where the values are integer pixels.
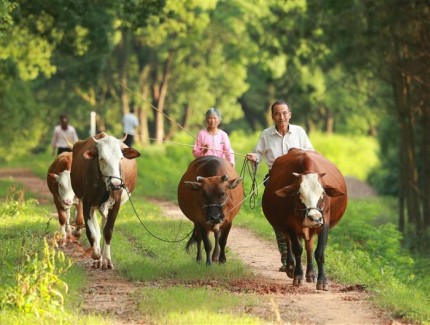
left=122, top=106, right=139, bottom=147
left=246, top=100, right=314, bottom=272
left=51, top=113, right=79, bottom=156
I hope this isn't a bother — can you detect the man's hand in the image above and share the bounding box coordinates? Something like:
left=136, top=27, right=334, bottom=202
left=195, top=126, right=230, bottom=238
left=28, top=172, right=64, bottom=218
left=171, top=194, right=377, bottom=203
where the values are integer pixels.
left=246, top=153, right=258, bottom=164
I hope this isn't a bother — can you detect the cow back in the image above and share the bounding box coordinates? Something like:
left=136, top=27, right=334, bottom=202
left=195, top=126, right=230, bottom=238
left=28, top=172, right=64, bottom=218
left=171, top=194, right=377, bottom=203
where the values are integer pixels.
left=263, top=148, right=347, bottom=234
left=177, top=156, right=243, bottom=228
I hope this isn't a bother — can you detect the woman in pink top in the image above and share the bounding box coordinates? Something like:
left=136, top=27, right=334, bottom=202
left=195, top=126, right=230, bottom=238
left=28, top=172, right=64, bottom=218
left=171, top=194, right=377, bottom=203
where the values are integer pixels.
left=193, top=108, right=235, bottom=166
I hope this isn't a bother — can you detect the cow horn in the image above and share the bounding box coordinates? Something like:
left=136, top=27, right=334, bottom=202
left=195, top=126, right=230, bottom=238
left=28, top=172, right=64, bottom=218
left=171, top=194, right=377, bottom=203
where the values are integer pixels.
left=221, top=174, right=228, bottom=182
left=196, top=176, right=205, bottom=182
left=119, top=133, right=127, bottom=143
left=292, top=172, right=300, bottom=177
left=92, top=136, right=99, bottom=143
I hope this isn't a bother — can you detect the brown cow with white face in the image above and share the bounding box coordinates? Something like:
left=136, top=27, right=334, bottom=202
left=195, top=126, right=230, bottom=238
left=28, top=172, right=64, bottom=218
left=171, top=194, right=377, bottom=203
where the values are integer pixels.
left=262, top=148, right=347, bottom=290
left=70, top=132, right=140, bottom=270
left=47, top=152, right=84, bottom=245
left=178, top=156, right=243, bottom=266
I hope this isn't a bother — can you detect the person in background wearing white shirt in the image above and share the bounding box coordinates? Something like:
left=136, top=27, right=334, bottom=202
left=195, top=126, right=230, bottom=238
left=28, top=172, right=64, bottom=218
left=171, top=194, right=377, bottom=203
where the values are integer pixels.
left=246, top=100, right=314, bottom=272
left=122, top=106, right=139, bottom=147
left=51, top=113, right=79, bottom=156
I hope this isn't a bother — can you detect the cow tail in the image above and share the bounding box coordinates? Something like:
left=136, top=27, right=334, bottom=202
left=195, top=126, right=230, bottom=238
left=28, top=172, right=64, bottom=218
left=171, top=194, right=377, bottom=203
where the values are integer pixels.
left=185, top=227, right=198, bottom=252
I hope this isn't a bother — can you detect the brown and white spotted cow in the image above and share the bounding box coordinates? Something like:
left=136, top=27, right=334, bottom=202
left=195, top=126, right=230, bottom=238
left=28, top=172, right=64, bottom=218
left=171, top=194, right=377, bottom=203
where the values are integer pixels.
left=178, top=156, right=243, bottom=266
left=70, top=132, right=140, bottom=270
left=262, top=148, right=347, bottom=291
left=47, top=152, right=84, bottom=244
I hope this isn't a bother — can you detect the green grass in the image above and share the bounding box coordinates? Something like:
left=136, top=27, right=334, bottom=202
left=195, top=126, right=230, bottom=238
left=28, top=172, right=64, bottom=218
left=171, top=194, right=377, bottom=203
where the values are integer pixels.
left=136, top=286, right=262, bottom=324
left=0, top=197, right=102, bottom=324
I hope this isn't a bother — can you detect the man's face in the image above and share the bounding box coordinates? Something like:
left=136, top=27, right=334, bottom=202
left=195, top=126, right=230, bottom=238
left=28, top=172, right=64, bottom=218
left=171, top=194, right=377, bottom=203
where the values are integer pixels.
left=271, top=103, right=291, bottom=128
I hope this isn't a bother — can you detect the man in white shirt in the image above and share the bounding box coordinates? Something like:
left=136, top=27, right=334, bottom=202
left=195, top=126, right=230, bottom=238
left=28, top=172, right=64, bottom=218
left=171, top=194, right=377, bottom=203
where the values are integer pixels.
left=122, top=107, right=139, bottom=147
left=51, top=113, right=79, bottom=156
left=246, top=100, right=314, bottom=272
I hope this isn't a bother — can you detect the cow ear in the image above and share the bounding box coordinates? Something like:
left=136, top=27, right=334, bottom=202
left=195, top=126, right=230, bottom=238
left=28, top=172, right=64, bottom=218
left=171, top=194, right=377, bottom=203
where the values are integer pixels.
left=83, top=149, right=96, bottom=160
left=324, top=185, right=344, bottom=197
left=184, top=181, right=201, bottom=191
left=48, top=173, right=58, bottom=182
left=274, top=185, right=296, bottom=197
left=228, top=177, right=242, bottom=189
left=122, top=147, right=141, bottom=159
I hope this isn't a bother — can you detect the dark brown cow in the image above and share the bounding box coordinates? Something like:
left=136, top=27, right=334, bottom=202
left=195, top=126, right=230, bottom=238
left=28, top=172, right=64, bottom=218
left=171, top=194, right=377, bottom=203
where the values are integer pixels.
left=262, top=148, right=347, bottom=290
left=71, top=132, right=140, bottom=270
left=178, top=156, right=243, bottom=265
left=47, top=152, right=84, bottom=244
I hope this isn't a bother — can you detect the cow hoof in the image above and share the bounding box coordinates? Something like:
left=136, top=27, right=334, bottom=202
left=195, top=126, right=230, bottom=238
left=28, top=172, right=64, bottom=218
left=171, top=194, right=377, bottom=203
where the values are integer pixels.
left=102, top=260, right=114, bottom=270
left=293, top=277, right=304, bottom=286
left=286, top=265, right=295, bottom=278
left=92, top=259, right=102, bottom=269
left=306, top=272, right=316, bottom=283
left=316, top=282, right=329, bottom=291
left=72, top=227, right=83, bottom=238
left=91, top=250, right=101, bottom=260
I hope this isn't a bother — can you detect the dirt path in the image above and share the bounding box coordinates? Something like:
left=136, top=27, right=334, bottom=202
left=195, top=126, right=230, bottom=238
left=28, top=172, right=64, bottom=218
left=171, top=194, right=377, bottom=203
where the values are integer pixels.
left=1, top=169, right=403, bottom=324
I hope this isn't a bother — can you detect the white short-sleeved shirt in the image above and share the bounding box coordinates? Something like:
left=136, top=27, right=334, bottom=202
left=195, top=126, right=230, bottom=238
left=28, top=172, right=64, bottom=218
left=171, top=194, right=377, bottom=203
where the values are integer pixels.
left=254, top=124, right=314, bottom=169
left=122, top=113, right=139, bottom=135
left=51, top=125, right=78, bottom=149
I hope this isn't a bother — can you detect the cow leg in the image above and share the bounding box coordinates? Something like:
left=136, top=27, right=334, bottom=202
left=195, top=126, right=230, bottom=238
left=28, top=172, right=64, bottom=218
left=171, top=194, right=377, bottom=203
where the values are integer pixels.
left=84, top=200, right=102, bottom=268
left=196, top=237, right=203, bottom=263
left=283, top=233, right=295, bottom=278
left=289, top=230, right=304, bottom=286
left=196, top=224, right=212, bottom=266
left=212, top=230, right=220, bottom=263
left=315, top=225, right=329, bottom=290
left=101, top=201, right=120, bottom=270
left=57, top=208, right=69, bottom=246
left=305, top=238, right=316, bottom=283
left=72, top=197, right=84, bottom=238
left=218, top=223, right=232, bottom=264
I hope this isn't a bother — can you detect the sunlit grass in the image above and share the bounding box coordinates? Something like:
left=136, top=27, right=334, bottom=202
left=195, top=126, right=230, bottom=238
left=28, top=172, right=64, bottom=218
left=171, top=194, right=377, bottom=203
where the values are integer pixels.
left=136, top=286, right=262, bottom=325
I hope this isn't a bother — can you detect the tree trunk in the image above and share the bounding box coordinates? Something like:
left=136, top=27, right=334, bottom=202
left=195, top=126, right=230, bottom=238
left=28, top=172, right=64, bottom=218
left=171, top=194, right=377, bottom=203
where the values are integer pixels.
left=118, top=28, right=131, bottom=116
left=420, top=99, right=430, bottom=229
left=151, top=51, right=173, bottom=143
left=392, top=71, right=422, bottom=233
left=238, top=96, right=257, bottom=131
left=325, top=108, right=334, bottom=135
left=136, top=65, right=151, bottom=146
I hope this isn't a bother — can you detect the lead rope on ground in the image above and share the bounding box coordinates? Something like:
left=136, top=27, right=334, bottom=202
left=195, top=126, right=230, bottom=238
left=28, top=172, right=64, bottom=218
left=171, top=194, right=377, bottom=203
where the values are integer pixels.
left=122, top=185, right=194, bottom=243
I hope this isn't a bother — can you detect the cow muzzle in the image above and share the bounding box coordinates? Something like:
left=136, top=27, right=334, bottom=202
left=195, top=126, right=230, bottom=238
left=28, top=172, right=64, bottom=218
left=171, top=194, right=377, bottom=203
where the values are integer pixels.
left=298, top=207, right=324, bottom=228
left=106, top=176, right=124, bottom=191
left=203, top=204, right=224, bottom=225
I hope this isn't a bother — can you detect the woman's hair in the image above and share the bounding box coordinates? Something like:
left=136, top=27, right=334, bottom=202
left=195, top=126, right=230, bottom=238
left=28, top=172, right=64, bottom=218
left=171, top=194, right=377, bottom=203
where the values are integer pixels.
left=270, top=100, right=289, bottom=114
left=206, top=107, right=221, bottom=121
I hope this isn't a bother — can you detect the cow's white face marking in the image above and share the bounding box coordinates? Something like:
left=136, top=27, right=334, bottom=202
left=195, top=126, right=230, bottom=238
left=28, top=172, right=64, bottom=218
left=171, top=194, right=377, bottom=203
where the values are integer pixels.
left=56, top=170, right=75, bottom=208
left=95, top=136, right=124, bottom=190
left=299, top=173, right=324, bottom=227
